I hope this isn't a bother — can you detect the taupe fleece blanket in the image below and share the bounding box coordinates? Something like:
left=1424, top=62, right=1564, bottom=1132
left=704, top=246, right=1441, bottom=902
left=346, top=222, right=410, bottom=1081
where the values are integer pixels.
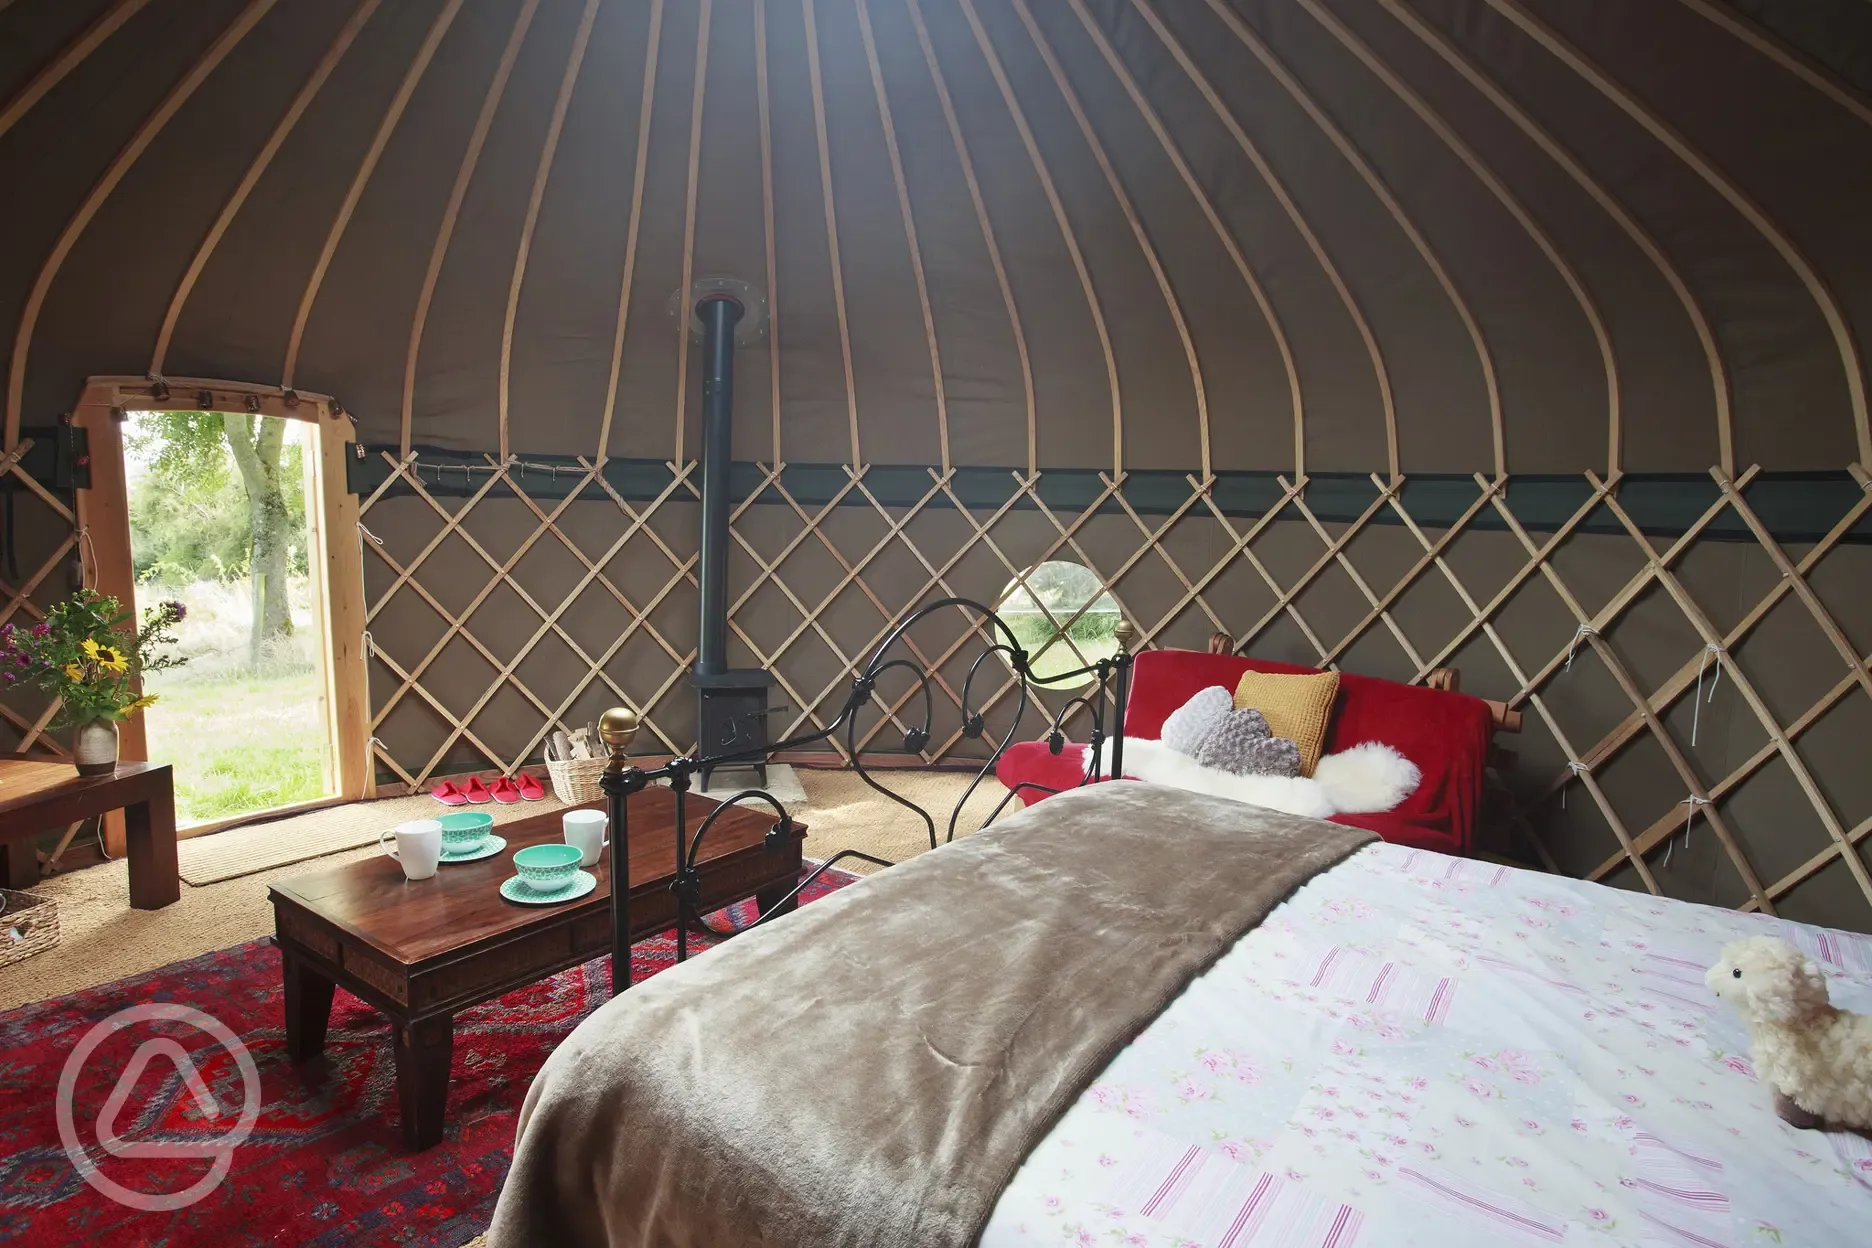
left=487, top=782, right=1374, bottom=1248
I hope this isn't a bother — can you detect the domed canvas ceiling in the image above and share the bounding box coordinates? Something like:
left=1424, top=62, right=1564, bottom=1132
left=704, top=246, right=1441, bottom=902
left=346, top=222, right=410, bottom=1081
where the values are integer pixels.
left=4, top=0, right=1871, bottom=477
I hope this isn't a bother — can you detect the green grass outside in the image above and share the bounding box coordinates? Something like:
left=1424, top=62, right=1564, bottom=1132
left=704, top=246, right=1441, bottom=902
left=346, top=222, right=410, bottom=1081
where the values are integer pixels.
left=141, top=642, right=328, bottom=825
left=1001, top=610, right=1121, bottom=686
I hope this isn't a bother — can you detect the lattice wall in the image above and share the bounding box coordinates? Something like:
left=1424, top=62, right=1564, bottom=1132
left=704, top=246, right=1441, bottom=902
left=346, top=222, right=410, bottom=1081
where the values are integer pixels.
left=358, top=452, right=1872, bottom=931
left=0, top=445, right=78, bottom=760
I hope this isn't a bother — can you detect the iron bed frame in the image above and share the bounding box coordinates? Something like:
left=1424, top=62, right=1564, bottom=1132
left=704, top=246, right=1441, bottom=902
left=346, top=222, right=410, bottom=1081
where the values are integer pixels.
left=598, top=595, right=1132, bottom=995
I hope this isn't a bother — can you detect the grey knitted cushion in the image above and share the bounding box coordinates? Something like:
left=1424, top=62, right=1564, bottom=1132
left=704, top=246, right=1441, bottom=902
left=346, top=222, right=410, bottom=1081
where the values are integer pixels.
left=1191, top=707, right=1304, bottom=778
left=1160, top=686, right=1233, bottom=756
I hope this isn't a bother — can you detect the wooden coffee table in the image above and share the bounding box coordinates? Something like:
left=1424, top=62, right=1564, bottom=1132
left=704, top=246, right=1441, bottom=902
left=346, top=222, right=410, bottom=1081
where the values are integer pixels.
left=268, top=786, right=805, bottom=1149
left=0, top=756, right=178, bottom=907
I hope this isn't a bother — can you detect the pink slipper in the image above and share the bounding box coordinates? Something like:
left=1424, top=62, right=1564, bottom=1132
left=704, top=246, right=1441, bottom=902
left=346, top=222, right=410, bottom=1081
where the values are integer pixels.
left=430, top=781, right=468, bottom=806
left=515, top=772, right=546, bottom=802
left=489, top=776, right=521, bottom=805
left=461, top=776, right=492, bottom=805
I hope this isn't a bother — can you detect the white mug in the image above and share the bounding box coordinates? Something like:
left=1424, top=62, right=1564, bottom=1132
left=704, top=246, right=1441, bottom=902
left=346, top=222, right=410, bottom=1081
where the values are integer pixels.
left=381, top=819, right=442, bottom=881
left=563, top=808, right=609, bottom=868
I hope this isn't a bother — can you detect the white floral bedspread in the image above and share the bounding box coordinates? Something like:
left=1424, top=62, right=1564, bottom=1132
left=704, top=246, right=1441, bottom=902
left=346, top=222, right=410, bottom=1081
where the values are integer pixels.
left=983, top=843, right=1872, bottom=1247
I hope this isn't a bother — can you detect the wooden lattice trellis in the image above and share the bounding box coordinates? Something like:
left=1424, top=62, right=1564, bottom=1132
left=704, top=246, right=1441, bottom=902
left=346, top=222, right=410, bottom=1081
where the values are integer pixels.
left=0, top=439, right=77, bottom=761
left=357, top=456, right=1872, bottom=920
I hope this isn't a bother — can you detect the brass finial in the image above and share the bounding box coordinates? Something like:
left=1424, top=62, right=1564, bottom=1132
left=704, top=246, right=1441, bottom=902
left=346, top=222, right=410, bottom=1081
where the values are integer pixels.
left=600, top=706, right=640, bottom=773
left=1114, top=618, right=1134, bottom=645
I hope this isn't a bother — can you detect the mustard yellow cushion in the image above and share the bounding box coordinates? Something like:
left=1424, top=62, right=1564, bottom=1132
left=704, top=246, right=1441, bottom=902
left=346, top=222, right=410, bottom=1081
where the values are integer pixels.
left=1232, top=669, right=1339, bottom=776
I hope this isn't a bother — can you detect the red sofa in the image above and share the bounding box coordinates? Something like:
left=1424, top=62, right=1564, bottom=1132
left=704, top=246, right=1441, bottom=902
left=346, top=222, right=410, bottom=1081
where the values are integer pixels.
left=995, top=649, right=1495, bottom=856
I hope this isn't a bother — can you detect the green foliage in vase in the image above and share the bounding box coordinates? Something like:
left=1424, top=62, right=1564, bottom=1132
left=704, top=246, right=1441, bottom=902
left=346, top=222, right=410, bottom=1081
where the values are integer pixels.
left=0, top=590, right=187, bottom=726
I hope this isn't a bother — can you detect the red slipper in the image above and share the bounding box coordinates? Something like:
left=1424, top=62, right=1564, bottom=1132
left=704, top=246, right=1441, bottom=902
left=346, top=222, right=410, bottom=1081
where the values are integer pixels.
left=515, top=772, right=546, bottom=802
left=462, top=776, right=492, bottom=804
left=430, top=781, right=468, bottom=806
left=489, top=776, right=521, bottom=805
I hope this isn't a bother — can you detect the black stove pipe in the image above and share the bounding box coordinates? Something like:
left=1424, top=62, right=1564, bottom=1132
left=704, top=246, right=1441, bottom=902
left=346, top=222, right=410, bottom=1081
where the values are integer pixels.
left=695, top=293, right=743, bottom=678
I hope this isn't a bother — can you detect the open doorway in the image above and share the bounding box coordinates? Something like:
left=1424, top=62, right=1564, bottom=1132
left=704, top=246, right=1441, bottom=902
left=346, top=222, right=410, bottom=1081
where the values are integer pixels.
left=123, top=409, right=334, bottom=825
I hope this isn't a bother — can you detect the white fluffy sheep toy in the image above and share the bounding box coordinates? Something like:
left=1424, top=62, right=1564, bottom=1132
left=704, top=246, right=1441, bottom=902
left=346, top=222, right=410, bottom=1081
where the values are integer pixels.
left=1705, top=936, right=1872, bottom=1130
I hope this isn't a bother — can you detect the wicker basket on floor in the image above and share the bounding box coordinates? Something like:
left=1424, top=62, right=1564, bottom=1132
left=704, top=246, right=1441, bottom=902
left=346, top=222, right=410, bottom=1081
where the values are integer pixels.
left=544, top=757, right=607, bottom=805
left=0, top=888, right=59, bottom=969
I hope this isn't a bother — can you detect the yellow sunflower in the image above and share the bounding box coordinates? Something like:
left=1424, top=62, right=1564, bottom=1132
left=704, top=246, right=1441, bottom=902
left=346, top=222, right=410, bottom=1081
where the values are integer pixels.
left=80, top=638, right=100, bottom=659
left=63, top=662, right=87, bottom=681
left=124, top=693, right=159, bottom=713
left=93, top=644, right=128, bottom=673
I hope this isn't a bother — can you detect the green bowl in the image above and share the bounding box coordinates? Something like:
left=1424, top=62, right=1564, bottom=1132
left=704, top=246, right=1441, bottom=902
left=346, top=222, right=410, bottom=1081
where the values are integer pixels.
left=513, top=842, right=582, bottom=890
left=438, top=810, right=494, bottom=851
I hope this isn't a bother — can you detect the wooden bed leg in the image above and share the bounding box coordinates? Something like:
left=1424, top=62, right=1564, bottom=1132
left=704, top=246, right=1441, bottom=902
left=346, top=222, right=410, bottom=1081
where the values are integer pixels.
left=1427, top=667, right=1461, bottom=693
left=1207, top=631, right=1233, bottom=655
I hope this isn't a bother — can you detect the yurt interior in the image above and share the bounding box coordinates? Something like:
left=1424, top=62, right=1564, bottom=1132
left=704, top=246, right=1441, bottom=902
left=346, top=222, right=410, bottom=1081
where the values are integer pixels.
left=4, top=1, right=1872, bottom=1244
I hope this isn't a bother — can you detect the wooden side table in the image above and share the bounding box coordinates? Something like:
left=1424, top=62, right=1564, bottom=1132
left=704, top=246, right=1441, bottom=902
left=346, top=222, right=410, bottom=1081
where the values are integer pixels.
left=0, top=757, right=179, bottom=908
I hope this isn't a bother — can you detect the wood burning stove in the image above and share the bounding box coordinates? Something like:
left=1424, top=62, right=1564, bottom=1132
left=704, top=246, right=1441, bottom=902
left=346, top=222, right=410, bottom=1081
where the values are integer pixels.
left=688, top=287, right=775, bottom=789
left=693, top=669, right=775, bottom=789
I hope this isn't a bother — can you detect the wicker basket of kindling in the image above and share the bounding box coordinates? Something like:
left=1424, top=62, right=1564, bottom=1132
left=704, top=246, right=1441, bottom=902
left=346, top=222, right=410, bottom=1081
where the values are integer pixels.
left=544, top=757, right=607, bottom=805
left=544, top=710, right=640, bottom=804
left=0, top=888, right=59, bottom=970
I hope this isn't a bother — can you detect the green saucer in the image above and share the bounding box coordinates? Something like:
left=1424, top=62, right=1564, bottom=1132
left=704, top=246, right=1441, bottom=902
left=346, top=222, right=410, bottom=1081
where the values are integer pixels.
left=499, top=868, right=596, bottom=906
left=439, top=833, right=505, bottom=864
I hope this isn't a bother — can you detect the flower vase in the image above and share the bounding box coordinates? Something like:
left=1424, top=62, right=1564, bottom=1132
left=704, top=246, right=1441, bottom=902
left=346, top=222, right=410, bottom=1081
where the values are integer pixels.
left=72, top=719, right=119, bottom=776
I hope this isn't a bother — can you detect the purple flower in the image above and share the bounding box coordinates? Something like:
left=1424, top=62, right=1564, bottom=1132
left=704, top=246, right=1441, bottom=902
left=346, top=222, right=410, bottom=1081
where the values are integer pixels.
left=2, top=672, right=13, bottom=683
left=31, top=622, right=49, bottom=637
left=165, top=601, right=186, bottom=621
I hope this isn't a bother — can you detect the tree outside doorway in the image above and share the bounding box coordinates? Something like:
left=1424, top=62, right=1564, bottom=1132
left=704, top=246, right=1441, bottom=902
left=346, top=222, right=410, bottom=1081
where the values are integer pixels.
left=130, top=411, right=295, bottom=664
left=126, top=411, right=329, bottom=823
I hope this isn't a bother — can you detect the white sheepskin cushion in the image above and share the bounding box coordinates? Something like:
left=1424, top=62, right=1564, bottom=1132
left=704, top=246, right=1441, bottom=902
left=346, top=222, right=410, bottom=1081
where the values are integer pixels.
left=1089, top=737, right=1420, bottom=821
left=1093, top=738, right=1337, bottom=820
left=1159, top=685, right=1232, bottom=756
left=1311, top=742, right=1421, bottom=814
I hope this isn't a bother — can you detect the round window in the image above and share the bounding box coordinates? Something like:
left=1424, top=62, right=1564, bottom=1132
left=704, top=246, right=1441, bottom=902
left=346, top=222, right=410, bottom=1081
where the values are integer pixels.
left=994, top=561, right=1122, bottom=689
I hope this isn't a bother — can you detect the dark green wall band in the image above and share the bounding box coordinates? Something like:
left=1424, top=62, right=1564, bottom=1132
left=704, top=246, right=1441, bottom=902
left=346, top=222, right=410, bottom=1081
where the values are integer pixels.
left=350, top=447, right=1871, bottom=545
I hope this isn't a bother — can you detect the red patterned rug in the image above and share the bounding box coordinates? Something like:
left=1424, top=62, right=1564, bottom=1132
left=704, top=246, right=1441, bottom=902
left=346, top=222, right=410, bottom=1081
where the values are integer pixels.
left=0, top=869, right=854, bottom=1247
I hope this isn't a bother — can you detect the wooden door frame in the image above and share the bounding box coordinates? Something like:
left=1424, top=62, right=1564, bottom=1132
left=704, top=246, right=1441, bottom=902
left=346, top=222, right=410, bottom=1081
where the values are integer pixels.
left=72, top=376, right=372, bottom=849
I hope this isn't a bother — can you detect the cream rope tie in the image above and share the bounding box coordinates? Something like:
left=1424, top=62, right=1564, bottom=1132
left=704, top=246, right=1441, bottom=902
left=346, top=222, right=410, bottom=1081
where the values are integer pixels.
left=357, top=520, right=384, bottom=549
left=1564, top=623, right=1597, bottom=671
left=1663, top=794, right=1712, bottom=868
left=1690, top=643, right=1725, bottom=747
left=1560, top=760, right=1589, bottom=809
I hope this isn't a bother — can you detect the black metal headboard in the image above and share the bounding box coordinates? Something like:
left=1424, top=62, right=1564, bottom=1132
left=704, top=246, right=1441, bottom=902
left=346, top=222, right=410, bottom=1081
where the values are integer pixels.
left=598, top=596, right=1131, bottom=995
